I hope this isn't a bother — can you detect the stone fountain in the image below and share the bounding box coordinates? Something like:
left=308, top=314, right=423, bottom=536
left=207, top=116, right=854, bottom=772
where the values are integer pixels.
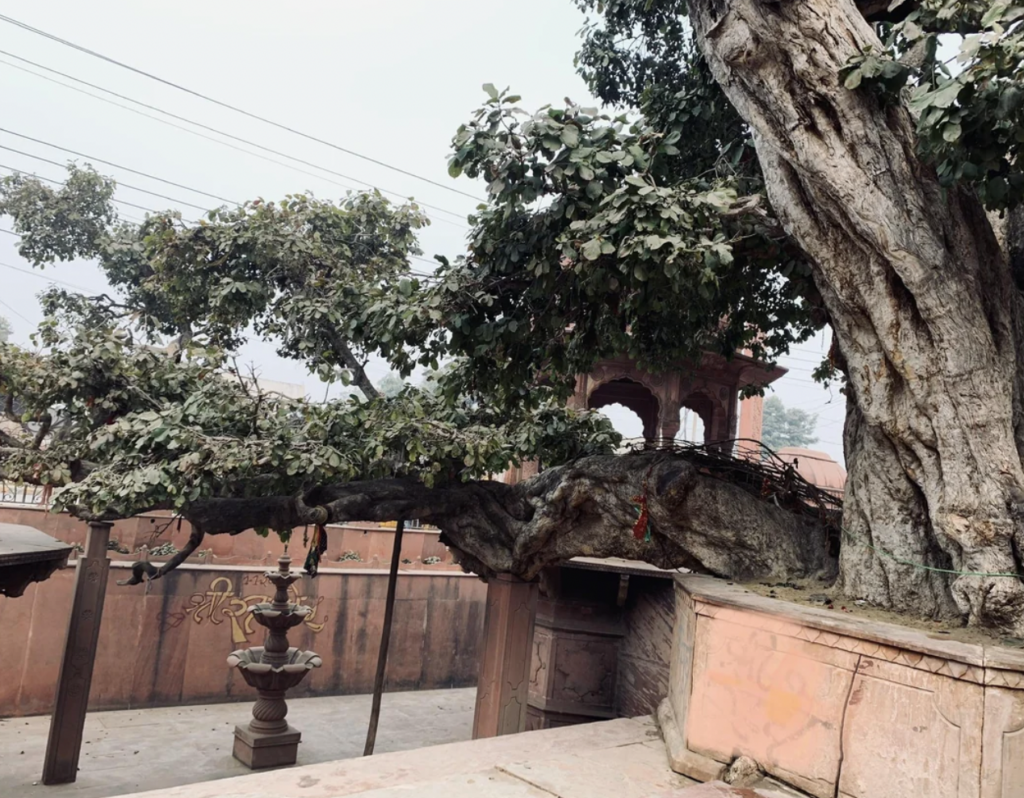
left=227, top=553, right=321, bottom=769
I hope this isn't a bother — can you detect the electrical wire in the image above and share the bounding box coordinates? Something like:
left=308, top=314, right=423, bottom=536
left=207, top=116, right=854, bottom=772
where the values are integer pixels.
left=0, top=127, right=235, bottom=206
left=0, top=256, right=95, bottom=292
left=0, top=15, right=486, bottom=204
left=0, top=145, right=211, bottom=212
left=2, top=218, right=436, bottom=282
left=0, top=51, right=472, bottom=228
left=0, top=294, right=32, bottom=324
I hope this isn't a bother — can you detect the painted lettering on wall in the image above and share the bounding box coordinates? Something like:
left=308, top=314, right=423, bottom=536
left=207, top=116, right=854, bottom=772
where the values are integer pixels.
left=159, top=575, right=327, bottom=643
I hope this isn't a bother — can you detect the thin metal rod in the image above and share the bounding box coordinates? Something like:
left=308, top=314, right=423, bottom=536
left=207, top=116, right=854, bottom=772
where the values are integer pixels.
left=363, top=518, right=405, bottom=756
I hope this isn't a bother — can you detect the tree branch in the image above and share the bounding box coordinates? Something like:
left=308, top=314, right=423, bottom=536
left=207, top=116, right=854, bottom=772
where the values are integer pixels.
left=172, top=451, right=836, bottom=584
left=31, top=413, right=52, bottom=450
left=324, top=328, right=380, bottom=400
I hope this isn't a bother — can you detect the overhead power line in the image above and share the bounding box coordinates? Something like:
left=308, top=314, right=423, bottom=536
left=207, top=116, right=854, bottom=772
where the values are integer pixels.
left=0, top=51, right=471, bottom=228
left=0, top=294, right=32, bottom=324
left=0, top=255, right=95, bottom=292
left=2, top=219, right=437, bottom=282
left=0, top=163, right=151, bottom=222
left=0, top=15, right=486, bottom=204
left=0, top=146, right=211, bottom=212
left=0, top=127, right=236, bottom=206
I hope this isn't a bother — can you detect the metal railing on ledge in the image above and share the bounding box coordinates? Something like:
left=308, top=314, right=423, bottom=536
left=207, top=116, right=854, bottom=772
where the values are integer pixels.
left=0, top=481, right=50, bottom=506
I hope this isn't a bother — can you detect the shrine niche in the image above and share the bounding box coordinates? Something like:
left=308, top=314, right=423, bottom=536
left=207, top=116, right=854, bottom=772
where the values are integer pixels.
left=476, top=347, right=788, bottom=738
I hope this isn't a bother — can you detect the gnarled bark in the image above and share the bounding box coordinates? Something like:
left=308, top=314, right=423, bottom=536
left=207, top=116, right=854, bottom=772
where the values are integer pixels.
left=690, top=0, right=1024, bottom=629
left=183, top=452, right=837, bottom=585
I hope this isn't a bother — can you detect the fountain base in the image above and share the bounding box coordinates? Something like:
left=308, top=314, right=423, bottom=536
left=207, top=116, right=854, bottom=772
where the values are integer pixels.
left=232, top=723, right=303, bottom=769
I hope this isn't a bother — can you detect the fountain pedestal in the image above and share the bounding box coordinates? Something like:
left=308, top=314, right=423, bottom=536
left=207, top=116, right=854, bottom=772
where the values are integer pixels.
left=227, top=554, right=321, bottom=769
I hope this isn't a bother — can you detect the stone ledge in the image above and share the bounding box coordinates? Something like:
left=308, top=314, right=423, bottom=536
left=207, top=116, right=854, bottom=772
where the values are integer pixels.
left=665, top=575, right=1024, bottom=798
left=680, top=575, right=1004, bottom=667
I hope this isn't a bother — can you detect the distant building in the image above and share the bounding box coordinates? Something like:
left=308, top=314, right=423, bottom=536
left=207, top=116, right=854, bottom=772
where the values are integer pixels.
left=777, top=446, right=846, bottom=498
left=251, top=379, right=307, bottom=401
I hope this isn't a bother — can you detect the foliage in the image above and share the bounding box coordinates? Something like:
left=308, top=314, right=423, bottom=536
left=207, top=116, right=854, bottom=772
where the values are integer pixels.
left=443, top=88, right=818, bottom=403
left=0, top=316, right=10, bottom=344
left=760, top=397, right=819, bottom=452
left=5, top=0, right=1016, bottom=579
left=840, top=0, right=1024, bottom=209
left=0, top=165, right=116, bottom=263
left=0, top=168, right=619, bottom=526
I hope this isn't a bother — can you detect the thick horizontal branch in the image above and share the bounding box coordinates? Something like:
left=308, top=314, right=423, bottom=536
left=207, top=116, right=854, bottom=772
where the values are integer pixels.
left=178, top=451, right=836, bottom=584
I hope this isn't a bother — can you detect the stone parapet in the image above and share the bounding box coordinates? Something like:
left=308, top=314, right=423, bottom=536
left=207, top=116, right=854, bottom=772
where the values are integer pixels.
left=661, top=575, right=1024, bottom=798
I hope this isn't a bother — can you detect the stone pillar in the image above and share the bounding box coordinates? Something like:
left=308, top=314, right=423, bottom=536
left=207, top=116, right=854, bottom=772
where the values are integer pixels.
left=472, top=574, right=538, bottom=738
left=42, top=521, right=112, bottom=785
left=736, top=395, right=764, bottom=459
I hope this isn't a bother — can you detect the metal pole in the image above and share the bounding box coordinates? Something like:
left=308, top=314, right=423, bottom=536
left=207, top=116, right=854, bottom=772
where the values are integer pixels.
left=363, top=518, right=405, bottom=756
left=42, top=520, right=112, bottom=784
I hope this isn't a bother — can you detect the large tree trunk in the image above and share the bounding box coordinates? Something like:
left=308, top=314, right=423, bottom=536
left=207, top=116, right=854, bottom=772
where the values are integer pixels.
left=690, top=0, right=1024, bottom=630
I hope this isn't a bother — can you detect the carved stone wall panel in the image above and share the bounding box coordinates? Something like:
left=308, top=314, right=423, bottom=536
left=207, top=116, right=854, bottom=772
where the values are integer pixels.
left=664, top=576, right=1024, bottom=798
left=839, top=657, right=984, bottom=798
left=981, top=684, right=1024, bottom=798
left=686, top=611, right=854, bottom=798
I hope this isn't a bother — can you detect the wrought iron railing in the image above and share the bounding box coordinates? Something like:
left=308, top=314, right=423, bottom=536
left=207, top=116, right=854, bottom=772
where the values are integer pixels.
left=0, top=481, right=50, bottom=505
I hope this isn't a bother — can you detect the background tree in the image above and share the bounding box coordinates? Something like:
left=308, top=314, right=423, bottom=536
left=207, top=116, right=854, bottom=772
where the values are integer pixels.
left=377, top=373, right=409, bottom=398
left=760, top=397, right=819, bottom=452
left=0, top=316, right=11, bottom=344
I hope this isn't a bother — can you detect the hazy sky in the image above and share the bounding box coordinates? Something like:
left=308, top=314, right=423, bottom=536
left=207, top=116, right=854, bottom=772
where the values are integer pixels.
left=0, top=1, right=846, bottom=461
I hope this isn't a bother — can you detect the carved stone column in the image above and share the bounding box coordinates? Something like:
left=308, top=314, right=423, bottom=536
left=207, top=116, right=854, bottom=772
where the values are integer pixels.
left=42, top=520, right=112, bottom=785
left=526, top=568, right=625, bottom=730
left=472, top=574, right=538, bottom=738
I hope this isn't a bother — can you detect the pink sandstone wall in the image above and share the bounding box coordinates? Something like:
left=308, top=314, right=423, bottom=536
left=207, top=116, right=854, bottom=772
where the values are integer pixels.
left=0, top=505, right=456, bottom=570
left=0, top=561, right=486, bottom=718
left=662, top=575, right=1024, bottom=798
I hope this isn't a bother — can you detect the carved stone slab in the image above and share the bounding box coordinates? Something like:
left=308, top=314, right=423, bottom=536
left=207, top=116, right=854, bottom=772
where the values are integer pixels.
left=662, top=575, right=1024, bottom=798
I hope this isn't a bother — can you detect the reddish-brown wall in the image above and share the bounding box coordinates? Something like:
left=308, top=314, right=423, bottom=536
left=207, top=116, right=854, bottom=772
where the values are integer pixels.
left=0, top=562, right=486, bottom=717
left=0, top=505, right=456, bottom=570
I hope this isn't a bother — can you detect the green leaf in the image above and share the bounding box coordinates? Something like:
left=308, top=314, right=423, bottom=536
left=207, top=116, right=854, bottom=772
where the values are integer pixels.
left=581, top=239, right=603, bottom=261
left=910, top=80, right=963, bottom=113
left=482, top=83, right=499, bottom=100
left=982, top=1, right=1011, bottom=27
left=843, top=68, right=863, bottom=90
left=560, top=125, right=580, bottom=148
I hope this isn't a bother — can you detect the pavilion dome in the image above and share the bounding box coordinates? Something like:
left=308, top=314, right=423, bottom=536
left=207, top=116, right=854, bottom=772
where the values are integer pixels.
left=777, top=447, right=846, bottom=498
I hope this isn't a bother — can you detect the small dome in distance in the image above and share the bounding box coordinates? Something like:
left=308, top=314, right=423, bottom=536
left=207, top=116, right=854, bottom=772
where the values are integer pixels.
left=777, top=447, right=846, bottom=498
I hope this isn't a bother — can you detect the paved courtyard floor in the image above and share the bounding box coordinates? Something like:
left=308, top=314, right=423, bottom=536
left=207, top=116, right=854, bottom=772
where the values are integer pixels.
left=0, top=687, right=476, bottom=798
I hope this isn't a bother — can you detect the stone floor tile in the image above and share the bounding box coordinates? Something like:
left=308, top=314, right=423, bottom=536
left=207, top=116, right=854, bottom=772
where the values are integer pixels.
left=0, top=687, right=476, bottom=798
left=498, top=739, right=696, bottom=798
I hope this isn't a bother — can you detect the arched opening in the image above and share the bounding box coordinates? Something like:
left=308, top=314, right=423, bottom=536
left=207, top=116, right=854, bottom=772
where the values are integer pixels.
left=677, top=407, right=707, bottom=443
left=588, top=378, right=660, bottom=441
left=592, top=402, right=645, bottom=440
left=679, top=393, right=713, bottom=444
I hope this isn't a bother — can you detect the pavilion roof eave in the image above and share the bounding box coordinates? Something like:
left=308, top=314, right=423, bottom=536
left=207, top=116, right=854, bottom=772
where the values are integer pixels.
left=696, top=349, right=788, bottom=389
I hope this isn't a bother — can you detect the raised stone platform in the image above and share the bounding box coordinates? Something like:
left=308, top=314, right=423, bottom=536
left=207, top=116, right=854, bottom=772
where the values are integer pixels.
left=117, top=716, right=702, bottom=798
left=661, top=575, right=1024, bottom=798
